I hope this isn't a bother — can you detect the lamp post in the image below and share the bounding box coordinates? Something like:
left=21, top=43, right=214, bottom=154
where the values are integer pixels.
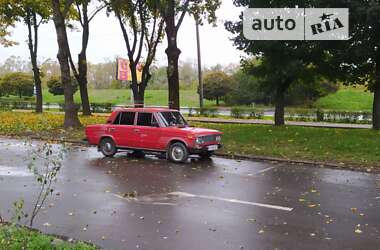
left=195, top=17, right=204, bottom=109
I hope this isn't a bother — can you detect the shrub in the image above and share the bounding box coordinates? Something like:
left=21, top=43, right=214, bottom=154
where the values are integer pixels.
left=47, top=76, right=78, bottom=96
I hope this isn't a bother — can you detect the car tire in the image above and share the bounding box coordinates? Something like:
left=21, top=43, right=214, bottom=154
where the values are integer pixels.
left=199, top=151, right=213, bottom=160
left=100, top=138, right=117, bottom=157
left=168, top=142, right=189, bottom=163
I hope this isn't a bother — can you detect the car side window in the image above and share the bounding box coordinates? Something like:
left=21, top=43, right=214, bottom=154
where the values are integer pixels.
left=119, top=112, right=136, bottom=125
left=137, top=113, right=155, bottom=127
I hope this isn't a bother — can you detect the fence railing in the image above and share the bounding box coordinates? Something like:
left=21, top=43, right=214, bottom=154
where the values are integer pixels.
left=0, top=100, right=373, bottom=124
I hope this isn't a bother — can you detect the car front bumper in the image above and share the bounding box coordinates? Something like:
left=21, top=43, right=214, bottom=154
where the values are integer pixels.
left=189, top=144, right=223, bottom=154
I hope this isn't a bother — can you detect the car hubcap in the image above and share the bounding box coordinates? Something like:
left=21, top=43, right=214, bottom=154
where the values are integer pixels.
left=172, top=146, right=184, bottom=161
left=103, top=142, right=112, bottom=153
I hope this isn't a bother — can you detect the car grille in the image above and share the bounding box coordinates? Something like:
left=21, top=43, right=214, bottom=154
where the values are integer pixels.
left=201, top=135, right=217, bottom=143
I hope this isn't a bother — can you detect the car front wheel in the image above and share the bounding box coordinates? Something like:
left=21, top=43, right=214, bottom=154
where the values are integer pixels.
left=100, top=138, right=117, bottom=157
left=168, top=142, right=189, bottom=163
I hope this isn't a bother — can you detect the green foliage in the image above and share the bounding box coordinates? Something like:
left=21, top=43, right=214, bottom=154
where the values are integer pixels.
left=225, top=1, right=338, bottom=124
left=0, top=72, right=34, bottom=98
left=225, top=70, right=267, bottom=106
left=47, top=76, right=78, bottom=96
left=202, top=71, right=232, bottom=105
left=0, top=225, right=97, bottom=250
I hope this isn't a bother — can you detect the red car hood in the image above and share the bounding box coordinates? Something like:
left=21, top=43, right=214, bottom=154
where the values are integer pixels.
left=179, top=127, right=222, bottom=136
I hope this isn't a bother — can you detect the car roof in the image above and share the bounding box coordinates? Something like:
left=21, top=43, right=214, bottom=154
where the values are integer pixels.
left=114, top=107, right=179, bottom=113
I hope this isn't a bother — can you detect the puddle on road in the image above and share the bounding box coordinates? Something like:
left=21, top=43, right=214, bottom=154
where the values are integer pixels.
left=0, top=165, right=32, bottom=177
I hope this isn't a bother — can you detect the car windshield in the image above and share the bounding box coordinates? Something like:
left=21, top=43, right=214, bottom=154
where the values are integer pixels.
left=159, top=111, right=188, bottom=127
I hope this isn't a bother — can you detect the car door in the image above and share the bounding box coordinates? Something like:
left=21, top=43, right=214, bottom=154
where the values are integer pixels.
left=112, top=111, right=140, bottom=148
left=136, top=112, right=162, bottom=150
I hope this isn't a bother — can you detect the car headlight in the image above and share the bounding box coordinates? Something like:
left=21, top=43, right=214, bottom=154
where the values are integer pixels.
left=216, top=135, right=222, bottom=142
left=196, top=137, right=204, bottom=144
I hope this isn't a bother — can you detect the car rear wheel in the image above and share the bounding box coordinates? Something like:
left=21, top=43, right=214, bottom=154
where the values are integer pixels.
left=100, top=138, right=117, bottom=157
left=168, top=142, right=189, bottom=163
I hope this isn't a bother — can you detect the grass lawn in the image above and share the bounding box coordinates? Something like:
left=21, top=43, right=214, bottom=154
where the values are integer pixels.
left=0, top=111, right=379, bottom=168
left=0, top=224, right=96, bottom=250
left=193, top=122, right=380, bottom=167
left=0, top=89, right=215, bottom=107
left=314, top=86, right=374, bottom=111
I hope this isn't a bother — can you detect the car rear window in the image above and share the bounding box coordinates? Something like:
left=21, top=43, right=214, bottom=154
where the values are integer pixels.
left=137, top=113, right=154, bottom=127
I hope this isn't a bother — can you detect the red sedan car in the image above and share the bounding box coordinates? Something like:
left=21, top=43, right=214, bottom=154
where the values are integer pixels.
left=85, top=108, right=222, bottom=163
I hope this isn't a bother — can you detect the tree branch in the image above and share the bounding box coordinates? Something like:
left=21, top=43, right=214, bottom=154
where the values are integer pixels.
left=135, top=0, right=145, bottom=63
left=76, top=3, right=84, bottom=27
left=175, top=0, right=190, bottom=31
left=88, top=4, right=107, bottom=23
left=116, top=11, right=133, bottom=59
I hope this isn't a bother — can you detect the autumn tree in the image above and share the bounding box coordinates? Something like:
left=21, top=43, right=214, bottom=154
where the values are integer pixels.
left=51, top=0, right=81, bottom=128
left=158, top=0, right=221, bottom=110
left=202, top=71, right=232, bottom=106
left=0, top=0, right=49, bottom=112
left=108, top=0, right=164, bottom=107
left=0, top=72, right=34, bottom=98
left=0, top=13, right=16, bottom=47
left=69, top=0, right=105, bottom=115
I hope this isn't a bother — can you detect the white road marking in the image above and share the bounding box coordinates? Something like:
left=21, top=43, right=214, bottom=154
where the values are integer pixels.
left=169, top=192, right=293, bottom=212
left=375, top=197, right=380, bottom=200
left=254, top=167, right=276, bottom=175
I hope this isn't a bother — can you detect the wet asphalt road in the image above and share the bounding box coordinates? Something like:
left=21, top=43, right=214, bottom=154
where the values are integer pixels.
left=0, top=138, right=379, bottom=250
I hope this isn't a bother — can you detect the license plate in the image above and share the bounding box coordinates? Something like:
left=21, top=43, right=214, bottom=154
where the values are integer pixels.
left=207, top=145, right=218, bottom=151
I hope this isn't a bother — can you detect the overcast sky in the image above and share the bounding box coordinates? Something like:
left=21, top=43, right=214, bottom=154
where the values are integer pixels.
left=0, top=1, right=244, bottom=67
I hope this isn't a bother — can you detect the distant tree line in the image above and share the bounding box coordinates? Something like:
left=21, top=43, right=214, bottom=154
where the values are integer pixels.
left=0, top=56, right=239, bottom=90
left=200, top=68, right=338, bottom=107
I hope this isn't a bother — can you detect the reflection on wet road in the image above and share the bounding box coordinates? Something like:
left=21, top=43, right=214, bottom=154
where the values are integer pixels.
left=0, top=138, right=379, bottom=249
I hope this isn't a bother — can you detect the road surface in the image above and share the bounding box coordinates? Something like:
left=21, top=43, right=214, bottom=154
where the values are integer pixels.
left=0, top=138, right=379, bottom=249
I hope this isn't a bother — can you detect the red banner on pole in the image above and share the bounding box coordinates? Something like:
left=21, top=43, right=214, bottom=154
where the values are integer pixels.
left=116, top=58, right=143, bottom=82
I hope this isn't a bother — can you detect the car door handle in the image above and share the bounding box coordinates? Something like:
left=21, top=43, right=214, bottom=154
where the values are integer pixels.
left=133, top=129, right=140, bottom=133
left=109, top=128, right=115, bottom=132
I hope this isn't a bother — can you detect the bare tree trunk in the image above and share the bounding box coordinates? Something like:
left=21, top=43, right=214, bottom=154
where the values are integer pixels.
left=274, top=87, right=286, bottom=126
left=51, top=0, right=81, bottom=128
left=78, top=2, right=91, bottom=116
left=165, top=0, right=181, bottom=110
left=372, top=74, right=380, bottom=130
left=78, top=52, right=91, bottom=115
left=26, top=10, right=43, bottom=113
